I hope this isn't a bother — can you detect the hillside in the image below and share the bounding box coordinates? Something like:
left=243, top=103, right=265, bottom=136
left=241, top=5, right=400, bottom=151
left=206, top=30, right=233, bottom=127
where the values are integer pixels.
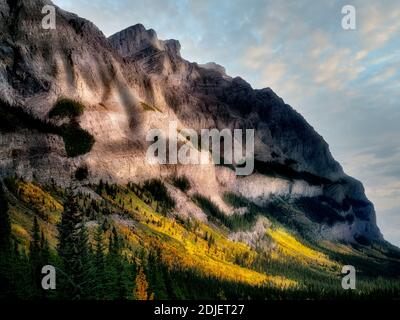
left=2, top=177, right=400, bottom=299
left=0, top=0, right=399, bottom=300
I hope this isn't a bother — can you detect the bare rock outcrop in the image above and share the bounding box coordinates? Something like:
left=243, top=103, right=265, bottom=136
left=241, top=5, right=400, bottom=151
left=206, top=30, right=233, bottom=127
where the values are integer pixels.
left=0, top=0, right=383, bottom=243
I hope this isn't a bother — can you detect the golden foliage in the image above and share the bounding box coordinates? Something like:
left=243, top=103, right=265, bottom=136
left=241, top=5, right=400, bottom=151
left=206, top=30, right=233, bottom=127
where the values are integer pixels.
left=110, top=185, right=296, bottom=288
left=9, top=182, right=304, bottom=290
left=134, top=267, right=153, bottom=300
left=268, top=228, right=337, bottom=269
left=11, top=223, right=29, bottom=241
left=14, top=181, right=63, bottom=224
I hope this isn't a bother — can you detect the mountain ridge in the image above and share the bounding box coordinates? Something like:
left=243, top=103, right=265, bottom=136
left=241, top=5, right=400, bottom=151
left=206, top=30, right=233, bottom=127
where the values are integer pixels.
left=0, top=0, right=386, bottom=246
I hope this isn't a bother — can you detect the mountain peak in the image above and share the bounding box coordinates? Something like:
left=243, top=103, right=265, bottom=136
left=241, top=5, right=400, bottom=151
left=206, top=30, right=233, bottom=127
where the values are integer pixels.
left=199, top=62, right=227, bottom=75
left=163, top=39, right=181, bottom=57
left=108, top=24, right=181, bottom=58
left=0, top=1, right=385, bottom=246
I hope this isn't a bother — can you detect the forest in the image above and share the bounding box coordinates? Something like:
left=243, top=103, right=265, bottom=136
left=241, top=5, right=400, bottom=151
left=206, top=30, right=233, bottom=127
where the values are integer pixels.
left=1, top=177, right=400, bottom=300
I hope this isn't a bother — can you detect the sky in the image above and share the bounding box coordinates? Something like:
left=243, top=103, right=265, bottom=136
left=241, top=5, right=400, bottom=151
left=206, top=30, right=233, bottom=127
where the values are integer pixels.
left=53, top=0, right=400, bottom=246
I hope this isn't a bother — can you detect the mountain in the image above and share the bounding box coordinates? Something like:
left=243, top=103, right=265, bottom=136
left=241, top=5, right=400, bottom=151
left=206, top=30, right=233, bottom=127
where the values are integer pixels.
left=0, top=0, right=399, bottom=300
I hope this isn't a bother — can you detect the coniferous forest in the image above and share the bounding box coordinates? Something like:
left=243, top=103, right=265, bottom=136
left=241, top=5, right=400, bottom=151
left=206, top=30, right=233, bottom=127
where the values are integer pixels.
left=1, top=177, right=400, bottom=300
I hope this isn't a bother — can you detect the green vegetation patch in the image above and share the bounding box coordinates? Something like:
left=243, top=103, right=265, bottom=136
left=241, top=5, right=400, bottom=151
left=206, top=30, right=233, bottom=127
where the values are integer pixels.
left=1, top=99, right=94, bottom=158
left=49, top=98, right=85, bottom=118
left=143, top=179, right=175, bottom=212
left=194, top=193, right=256, bottom=231
left=172, top=175, right=191, bottom=193
left=61, top=122, right=95, bottom=157
left=75, top=166, right=89, bottom=181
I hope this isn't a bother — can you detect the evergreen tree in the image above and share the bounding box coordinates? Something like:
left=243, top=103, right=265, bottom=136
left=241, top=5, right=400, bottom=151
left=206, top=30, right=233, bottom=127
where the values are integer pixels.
left=0, top=182, right=34, bottom=299
left=0, top=184, right=11, bottom=253
left=104, top=231, right=118, bottom=299
left=29, top=216, right=42, bottom=298
left=40, top=231, right=51, bottom=266
left=57, top=195, right=93, bottom=299
left=12, top=244, right=32, bottom=299
left=0, top=183, right=12, bottom=298
left=147, top=250, right=167, bottom=299
left=93, top=225, right=106, bottom=299
left=106, top=226, right=131, bottom=299
left=163, top=265, right=185, bottom=299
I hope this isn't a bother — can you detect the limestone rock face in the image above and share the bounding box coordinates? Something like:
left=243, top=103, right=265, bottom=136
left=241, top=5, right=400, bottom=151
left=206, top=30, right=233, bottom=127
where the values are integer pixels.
left=0, top=0, right=383, bottom=243
left=109, top=24, right=165, bottom=57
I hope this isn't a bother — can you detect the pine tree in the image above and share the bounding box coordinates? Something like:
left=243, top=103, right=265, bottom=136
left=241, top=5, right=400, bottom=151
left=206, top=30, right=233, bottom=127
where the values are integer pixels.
left=0, top=183, right=12, bottom=298
left=40, top=231, right=51, bottom=265
left=106, top=226, right=131, bottom=299
left=0, top=184, right=11, bottom=254
left=93, top=225, right=106, bottom=299
left=12, top=242, right=32, bottom=299
left=147, top=250, right=167, bottom=299
left=57, top=195, right=93, bottom=299
left=29, top=216, right=43, bottom=298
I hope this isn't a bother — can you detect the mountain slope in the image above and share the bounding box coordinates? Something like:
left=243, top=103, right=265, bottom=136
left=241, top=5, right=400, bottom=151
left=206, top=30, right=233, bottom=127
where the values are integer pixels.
left=0, top=0, right=400, bottom=299
left=4, top=177, right=400, bottom=299
left=1, top=0, right=399, bottom=297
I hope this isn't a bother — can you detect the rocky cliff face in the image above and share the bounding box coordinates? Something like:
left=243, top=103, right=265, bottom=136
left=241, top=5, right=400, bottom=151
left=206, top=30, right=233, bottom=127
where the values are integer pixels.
left=0, top=0, right=383, bottom=243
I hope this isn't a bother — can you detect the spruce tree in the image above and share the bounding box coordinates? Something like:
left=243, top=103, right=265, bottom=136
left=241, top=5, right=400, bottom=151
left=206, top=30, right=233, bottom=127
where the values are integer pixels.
left=57, top=195, right=93, bottom=299
left=147, top=250, right=167, bottom=299
left=0, top=182, right=34, bottom=299
left=40, top=231, right=51, bottom=266
left=102, top=226, right=134, bottom=300
left=108, top=226, right=127, bottom=299
left=29, top=216, right=42, bottom=298
left=0, top=183, right=12, bottom=298
left=0, top=183, right=11, bottom=253
left=93, top=225, right=106, bottom=299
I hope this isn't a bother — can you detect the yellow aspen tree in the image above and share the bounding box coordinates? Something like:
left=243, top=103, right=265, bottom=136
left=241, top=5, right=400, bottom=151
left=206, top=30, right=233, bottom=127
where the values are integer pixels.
left=134, top=267, right=151, bottom=300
